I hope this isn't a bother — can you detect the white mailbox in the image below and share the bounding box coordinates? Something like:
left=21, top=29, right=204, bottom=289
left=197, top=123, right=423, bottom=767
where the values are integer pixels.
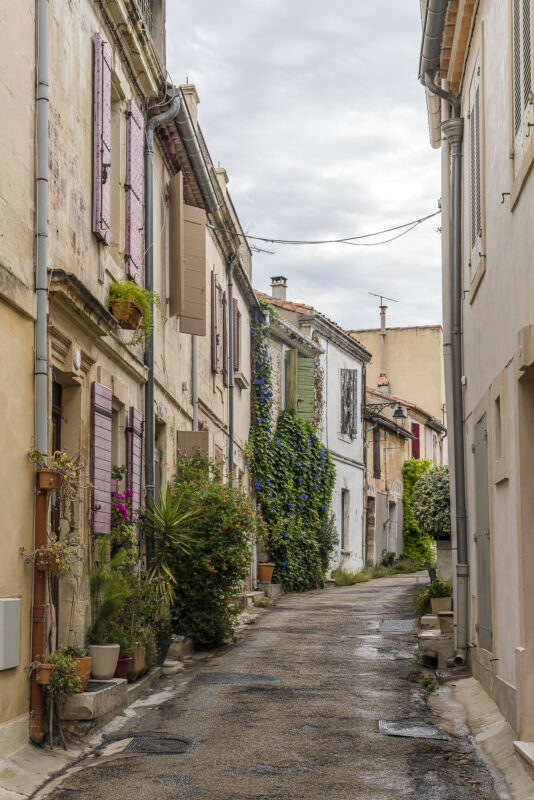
left=0, top=598, right=21, bottom=670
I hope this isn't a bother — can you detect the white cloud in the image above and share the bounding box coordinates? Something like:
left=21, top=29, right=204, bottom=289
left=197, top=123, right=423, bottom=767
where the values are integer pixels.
left=166, top=0, right=442, bottom=329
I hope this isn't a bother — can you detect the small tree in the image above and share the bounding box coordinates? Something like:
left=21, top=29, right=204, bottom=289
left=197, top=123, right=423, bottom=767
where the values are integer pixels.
left=402, top=459, right=433, bottom=564
left=412, top=465, right=451, bottom=541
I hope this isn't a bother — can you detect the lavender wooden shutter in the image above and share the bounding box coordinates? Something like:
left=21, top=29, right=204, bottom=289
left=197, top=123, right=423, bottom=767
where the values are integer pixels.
left=125, top=100, right=144, bottom=284
left=90, top=382, right=112, bottom=534
left=232, top=299, right=240, bottom=372
left=127, top=407, right=143, bottom=522
left=211, top=270, right=218, bottom=372
left=222, top=291, right=228, bottom=387
left=92, top=33, right=112, bottom=244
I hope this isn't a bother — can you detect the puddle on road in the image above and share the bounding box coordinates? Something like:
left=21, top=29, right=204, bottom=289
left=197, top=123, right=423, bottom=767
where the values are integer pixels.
left=354, top=644, right=415, bottom=660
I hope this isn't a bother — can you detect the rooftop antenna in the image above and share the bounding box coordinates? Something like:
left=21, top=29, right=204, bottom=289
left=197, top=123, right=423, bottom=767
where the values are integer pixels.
left=368, top=292, right=398, bottom=393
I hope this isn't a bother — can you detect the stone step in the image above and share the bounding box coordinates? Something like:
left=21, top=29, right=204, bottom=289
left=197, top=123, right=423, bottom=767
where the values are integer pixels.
left=418, top=630, right=454, bottom=669
left=256, top=582, right=285, bottom=600
left=239, top=591, right=266, bottom=610
left=421, top=614, right=440, bottom=630
left=167, top=636, right=194, bottom=661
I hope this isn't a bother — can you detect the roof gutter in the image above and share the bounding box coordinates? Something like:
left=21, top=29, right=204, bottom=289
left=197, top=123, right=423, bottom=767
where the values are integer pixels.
left=418, top=0, right=450, bottom=85
left=176, top=90, right=219, bottom=214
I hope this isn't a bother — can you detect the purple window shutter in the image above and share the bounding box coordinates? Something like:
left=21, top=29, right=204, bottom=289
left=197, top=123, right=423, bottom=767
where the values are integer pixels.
left=92, top=33, right=112, bottom=244
left=127, top=407, right=143, bottom=526
left=90, top=382, right=112, bottom=534
left=411, top=422, right=420, bottom=459
left=232, top=298, right=240, bottom=372
left=125, top=100, right=144, bottom=284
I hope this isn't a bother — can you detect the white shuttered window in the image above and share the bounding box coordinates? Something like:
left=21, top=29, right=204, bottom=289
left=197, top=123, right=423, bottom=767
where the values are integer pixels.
left=513, top=0, right=533, bottom=163
left=469, top=57, right=483, bottom=267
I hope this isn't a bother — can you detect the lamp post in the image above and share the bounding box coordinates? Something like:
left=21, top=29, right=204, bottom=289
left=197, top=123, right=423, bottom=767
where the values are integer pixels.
left=364, top=401, right=407, bottom=430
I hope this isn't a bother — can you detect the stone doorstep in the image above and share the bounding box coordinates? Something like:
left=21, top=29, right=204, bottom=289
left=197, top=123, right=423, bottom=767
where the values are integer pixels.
left=256, top=582, right=285, bottom=600
left=239, top=591, right=266, bottom=610
left=59, top=667, right=163, bottom=721
left=421, top=614, right=439, bottom=630
left=514, top=740, right=534, bottom=770
left=162, top=660, right=184, bottom=677
left=418, top=630, right=455, bottom=669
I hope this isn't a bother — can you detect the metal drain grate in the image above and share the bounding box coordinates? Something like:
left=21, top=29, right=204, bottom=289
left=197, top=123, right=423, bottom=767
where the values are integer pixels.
left=378, top=719, right=447, bottom=740
left=193, top=671, right=280, bottom=686
left=378, top=619, right=415, bottom=633
left=122, top=734, right=192, bottom=754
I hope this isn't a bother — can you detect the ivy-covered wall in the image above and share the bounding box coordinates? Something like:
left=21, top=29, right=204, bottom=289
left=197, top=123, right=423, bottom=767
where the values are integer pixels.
left=248, top=300, right=337, bottom=590
left=402, top=458, right=434, bottom=564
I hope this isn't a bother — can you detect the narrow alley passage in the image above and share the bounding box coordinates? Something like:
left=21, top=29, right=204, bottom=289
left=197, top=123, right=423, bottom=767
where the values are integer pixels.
left=41, top=576, right=499, bottom=800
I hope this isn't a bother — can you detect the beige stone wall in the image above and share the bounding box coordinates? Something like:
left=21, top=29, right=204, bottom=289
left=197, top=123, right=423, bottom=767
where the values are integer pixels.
left=352, top=326, right=445, bottom=423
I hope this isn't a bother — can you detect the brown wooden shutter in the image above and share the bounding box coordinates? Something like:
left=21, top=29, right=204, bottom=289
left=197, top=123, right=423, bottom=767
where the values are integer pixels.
left=373, top=429, right=381, bottom=478
left=179, top=205, right=207, bottom=335
left=126, top=407, right=143, bottom=524
left=222, top=291, right=228, bottom=386
left=125, top=100, right=144, bottom=284
left=92, top=33, right=112, bottom=244
left=211, top=270, right=218, bottom=372
left=411, top=422, right=420, bottom=459
left=90, top=382, right=112, bottom=534
left=232, top=298, right=240, bottom=372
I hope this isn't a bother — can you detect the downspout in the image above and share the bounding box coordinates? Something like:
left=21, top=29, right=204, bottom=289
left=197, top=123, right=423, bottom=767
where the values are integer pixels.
left=424, top=64, right=469, bottom=664
left=192, top=335, right=199, bottom=432
left=144, top=88, right=181, bottom=519
left=227, top=255, right=236, bottom=485
left=30, top=0, right=49, bottom=745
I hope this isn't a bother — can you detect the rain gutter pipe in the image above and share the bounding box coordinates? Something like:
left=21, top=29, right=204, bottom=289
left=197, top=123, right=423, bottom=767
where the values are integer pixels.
left=419, top=0, right=469, bottom=666
left=192, top=335, right=199, bottom=432
left=175, top=92, right=219, bottom=214
left=144, top=88, right=181, bottom=520
left=30, top=0, right=49, bottom=746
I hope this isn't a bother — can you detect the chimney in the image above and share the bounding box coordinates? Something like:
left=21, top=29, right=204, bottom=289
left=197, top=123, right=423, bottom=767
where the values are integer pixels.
left=378, top=303, right=390, bottom=394
left=270, top=276, right=287, bottom=301
left=215, top=166, right=229, bottom=198
left=180, top=84, right=200, bottom=128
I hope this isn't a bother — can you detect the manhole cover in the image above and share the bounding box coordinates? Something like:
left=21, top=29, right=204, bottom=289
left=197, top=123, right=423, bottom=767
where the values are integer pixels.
left=193, top=671, right=280, bottom=686
left=121, top=734, right=192, bottom=754
left=378, top=619, right=415, bottom=633
left=378, top=720, right=447, bottom=740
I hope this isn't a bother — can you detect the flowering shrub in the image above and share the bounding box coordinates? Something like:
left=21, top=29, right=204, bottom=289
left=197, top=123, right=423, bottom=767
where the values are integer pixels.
left=412, top=465, right=451, bottom=541
left=248, top=300, right=336, bottom=591
left=110, top=488, right=138, bottom=577
left=169, top=454, right=267, bottom=645
left=402, top=458, right=434, bottom=563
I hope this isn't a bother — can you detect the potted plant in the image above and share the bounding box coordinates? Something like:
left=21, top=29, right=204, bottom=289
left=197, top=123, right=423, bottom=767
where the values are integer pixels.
left=34, top=661, right=54, bottom=685
left=21, top=540, right=82, bottom=575
left=108, top=279, right=160, bottom=349
left=428, top=577, right=453, bottom=614
left=257, top=562, right=275, bottom=583
left=57, top=645, right=92, bottom=692
left=87, top=538, right=130, bottom=679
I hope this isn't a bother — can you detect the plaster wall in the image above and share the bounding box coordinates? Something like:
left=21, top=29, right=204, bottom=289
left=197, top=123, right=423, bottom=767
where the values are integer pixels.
left=352, top=327, right=445, bottom=423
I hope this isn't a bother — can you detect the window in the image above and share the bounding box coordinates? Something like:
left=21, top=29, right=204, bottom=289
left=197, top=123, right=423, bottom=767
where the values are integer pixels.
left=411, top=422, right=420, bottom=459
left=373, top=428, right=381, bottom=478
left=469, top=58, right=482, bottom=266
left=513, top=0, right=533, bottom=165
left=340, top=369, right=358, bottom=437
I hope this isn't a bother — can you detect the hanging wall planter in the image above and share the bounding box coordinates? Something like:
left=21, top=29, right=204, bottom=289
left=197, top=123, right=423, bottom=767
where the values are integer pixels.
left=110, top=299, right=142, bottom=331
left=34, top=663, right=54, bottom=685
left=37, top=468, right=60, bottom=491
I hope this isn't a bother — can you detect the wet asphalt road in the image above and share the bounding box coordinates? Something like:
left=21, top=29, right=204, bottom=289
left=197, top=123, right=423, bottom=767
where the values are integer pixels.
left=43, top=574, right=501, bottom=800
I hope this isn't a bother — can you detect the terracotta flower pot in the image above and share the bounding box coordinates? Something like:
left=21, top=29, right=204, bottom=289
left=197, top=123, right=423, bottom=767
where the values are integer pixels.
left=431, top=596, right=452, bottom=614
left=73, top=656, right=92, bottom=692
left=110, top=299, right=142, bottom=331
left=88, top=644, right=120, bottom=680
left=35, top=553, right=61, bottom=572
left=114, top=656, right=132, bottom=680
left=37, top=469, right=60, bottom=491
left=257, top=563, right=275, bottom=583
left=35, top=663, right=54, bottom=685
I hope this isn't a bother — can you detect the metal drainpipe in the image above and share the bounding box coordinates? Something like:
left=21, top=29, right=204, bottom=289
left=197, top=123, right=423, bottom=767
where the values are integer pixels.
left=227, top=256, right=236, bottom=485
left=144, top=88, right=181, bottom=523
left=425, top=70, right=469, bottom=666
left=192, top=335, right=199, bottom=432
left=30, top=0, right=49, bottom=745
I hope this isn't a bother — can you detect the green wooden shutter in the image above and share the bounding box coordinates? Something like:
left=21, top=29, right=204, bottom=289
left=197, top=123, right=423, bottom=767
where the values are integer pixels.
left=297, top=355, right=314, bottom=423
left=285, top=349, right=298, bottom=412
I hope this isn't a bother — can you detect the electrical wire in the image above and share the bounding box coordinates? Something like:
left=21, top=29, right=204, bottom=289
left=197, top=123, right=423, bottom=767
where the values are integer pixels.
left=206, top=209, right=441, bottom=247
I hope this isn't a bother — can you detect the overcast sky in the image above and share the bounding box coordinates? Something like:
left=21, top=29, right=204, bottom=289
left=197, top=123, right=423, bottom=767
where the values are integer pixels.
left=166, top=1, right=442, bottom=330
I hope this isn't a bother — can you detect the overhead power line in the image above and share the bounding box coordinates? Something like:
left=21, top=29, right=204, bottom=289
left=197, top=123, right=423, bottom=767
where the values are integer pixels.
left=206, top=209, right=441, bottom=248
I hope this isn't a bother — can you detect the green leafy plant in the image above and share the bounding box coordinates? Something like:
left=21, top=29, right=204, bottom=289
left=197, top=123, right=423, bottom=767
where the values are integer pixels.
left=412, top=465, right=451, bottom=541
left=247, top=301, right=337, bottom=591
left=87, top=537, right=131, bottom=645
left=402, top=459, right=434, bottom=564
left=428, top=577, right=453, bottom=598
left=169, top=453, right=265, bottom=646
left=413, top=584, right=432, bottom=617
left=331, top=567, right=373, bottom=586
left=381, top=550, right=395, bottom=567
left=144, top=485, right=199, bottom=604
left=47, top=651, right=82, bottom=703
left=108, top=278, right=160, bottom=349
left=20, top=539, right=82, bottom=574
left=56, top=644, right=87, bottom=659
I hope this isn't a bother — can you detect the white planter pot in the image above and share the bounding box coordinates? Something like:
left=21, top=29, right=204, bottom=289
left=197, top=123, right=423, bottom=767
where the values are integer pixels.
left=431, top=596, right=453, bottom=614
left=88, top=644, right=120, bottom=680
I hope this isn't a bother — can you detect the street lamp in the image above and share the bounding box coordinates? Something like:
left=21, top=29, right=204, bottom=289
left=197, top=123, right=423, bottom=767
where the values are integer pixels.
left=364, top=401, right=407, bottom=430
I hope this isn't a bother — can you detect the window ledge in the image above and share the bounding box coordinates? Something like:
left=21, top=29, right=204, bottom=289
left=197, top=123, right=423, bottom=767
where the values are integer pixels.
left=235, top=371, right=249, bottom=390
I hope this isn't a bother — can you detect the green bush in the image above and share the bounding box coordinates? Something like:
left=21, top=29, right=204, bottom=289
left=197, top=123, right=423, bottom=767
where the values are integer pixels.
left=428, top=577, right=453, bottom=598
left=47, top=651, right=82, bottom=703
left=412, top=465, right=451, bottom=541
left=413, top=585, right=432, bottom=617
left=402, top=459, right=434, bottom=563
left=331, top=567, right=373, bottom=586
left=168, top=454, right=267, bottom=646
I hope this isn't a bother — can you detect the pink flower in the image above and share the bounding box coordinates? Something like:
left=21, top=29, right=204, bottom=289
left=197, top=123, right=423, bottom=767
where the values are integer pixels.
left=113, top=493, right=125, bottom=500
left=125, top=489, right=134, bottom=498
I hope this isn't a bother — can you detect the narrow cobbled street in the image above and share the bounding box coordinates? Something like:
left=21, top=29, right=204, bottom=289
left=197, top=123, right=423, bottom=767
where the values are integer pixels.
left=42, top=575, right=499, bottom=800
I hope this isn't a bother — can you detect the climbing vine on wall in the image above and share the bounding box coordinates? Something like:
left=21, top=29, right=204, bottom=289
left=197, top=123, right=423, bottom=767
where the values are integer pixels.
left=402, top=458, right=434, bottom=564
left=248, top=299, right=336, bottom=591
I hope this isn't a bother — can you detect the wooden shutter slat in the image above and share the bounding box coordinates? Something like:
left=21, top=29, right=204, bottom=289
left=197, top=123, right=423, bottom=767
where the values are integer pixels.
left=523, top=0, right=532, bottom=109
left=232, top=298, right=239, bottom=372
left=90, top=382, right=112, bottom=534
left=92, top=33, right=112, bottom=244
left=297, top=355, right=315, bottom=423
left=125, top=100, right=144, bottom=284
left=351, top=369, right=358, bottom=436
left=180, top=205, right=207, bottom=335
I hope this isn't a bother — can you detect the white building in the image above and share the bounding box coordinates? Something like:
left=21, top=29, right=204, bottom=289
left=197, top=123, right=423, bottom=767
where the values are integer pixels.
left=257, top=278, right=371, bottom=570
